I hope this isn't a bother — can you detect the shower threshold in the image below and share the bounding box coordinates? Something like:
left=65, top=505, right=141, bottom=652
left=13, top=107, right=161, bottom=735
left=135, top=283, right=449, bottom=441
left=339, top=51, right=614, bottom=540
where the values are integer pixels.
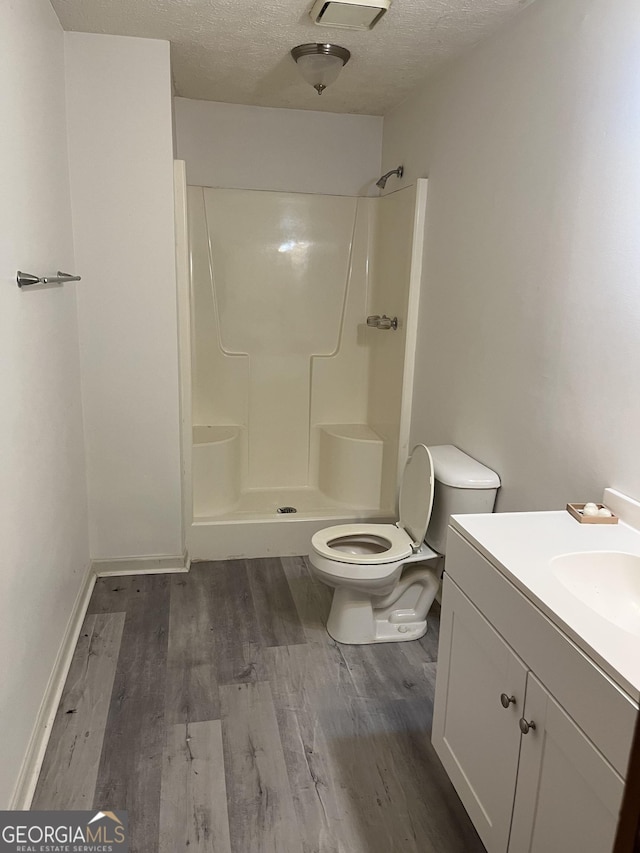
left=189, top=487, right=392, bottom=560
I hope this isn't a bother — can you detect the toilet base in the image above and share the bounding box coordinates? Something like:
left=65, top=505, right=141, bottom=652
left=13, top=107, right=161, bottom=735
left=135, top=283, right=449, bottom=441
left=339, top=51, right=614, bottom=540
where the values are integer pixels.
left=373, top=617, right=428, bottom=644
left=326, top=565, right=439, bottom=644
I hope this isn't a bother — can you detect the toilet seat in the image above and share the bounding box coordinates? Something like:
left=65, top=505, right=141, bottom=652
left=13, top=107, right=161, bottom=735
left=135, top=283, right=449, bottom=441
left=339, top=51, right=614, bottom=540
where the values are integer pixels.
left=311, top=445, right=436, bottom=569
left=312, top=523, right=413, bottom=565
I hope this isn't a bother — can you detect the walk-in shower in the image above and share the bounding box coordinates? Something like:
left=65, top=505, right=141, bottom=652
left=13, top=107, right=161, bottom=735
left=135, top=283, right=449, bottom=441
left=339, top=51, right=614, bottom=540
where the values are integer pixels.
left=174, top=165, right=428, bottom=559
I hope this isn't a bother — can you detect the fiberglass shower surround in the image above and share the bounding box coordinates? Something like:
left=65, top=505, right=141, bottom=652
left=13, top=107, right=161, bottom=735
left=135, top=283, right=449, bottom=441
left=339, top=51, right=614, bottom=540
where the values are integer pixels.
left=185, top=183, right=426, bottom=548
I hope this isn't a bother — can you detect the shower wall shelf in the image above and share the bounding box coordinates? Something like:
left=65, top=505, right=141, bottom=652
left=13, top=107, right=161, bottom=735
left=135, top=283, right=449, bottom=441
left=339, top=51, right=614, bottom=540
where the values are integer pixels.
left=16, top=270, right=82, bottom=288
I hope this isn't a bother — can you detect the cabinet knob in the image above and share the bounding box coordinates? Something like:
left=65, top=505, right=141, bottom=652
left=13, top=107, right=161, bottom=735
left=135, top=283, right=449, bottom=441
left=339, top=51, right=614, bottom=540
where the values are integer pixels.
left=519, top=717, right=536, bottom=734
left=500, top=693, right=516, bottom=709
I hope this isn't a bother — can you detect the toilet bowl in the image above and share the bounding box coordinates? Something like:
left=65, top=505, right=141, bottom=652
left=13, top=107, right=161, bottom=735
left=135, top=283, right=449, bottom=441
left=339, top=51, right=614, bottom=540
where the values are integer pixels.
left=309, top=444, right=500, bottom=644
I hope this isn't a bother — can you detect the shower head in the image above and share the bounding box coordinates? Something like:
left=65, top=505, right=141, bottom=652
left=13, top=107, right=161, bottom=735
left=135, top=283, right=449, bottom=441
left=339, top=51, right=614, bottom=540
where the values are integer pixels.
left=376, top=165, right=404, bottom=189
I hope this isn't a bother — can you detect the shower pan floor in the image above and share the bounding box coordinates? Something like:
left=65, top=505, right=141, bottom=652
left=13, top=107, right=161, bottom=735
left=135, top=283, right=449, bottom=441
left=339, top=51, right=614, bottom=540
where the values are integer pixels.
left=190, top=487, right=393, bottom=561
left=195, top=486, right=390, bottom=522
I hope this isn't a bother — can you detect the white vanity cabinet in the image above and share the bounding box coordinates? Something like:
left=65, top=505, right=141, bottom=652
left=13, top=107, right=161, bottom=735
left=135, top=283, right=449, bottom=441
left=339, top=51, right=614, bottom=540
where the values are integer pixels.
left=432, top=526, right=633, bottom=853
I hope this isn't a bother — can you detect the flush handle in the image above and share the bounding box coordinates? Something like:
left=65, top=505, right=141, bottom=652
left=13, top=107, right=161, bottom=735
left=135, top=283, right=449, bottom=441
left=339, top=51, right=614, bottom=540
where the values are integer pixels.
left=500, top=693, right=516, bottom=709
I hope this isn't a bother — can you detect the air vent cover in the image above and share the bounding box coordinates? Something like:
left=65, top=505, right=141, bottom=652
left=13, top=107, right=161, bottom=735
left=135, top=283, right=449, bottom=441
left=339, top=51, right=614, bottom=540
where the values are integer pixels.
left=310, top=0, right=390, bottom=31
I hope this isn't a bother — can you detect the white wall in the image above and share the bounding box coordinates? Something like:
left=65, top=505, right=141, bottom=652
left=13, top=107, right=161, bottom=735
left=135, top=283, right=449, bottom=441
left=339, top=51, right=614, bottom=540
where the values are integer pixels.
left=383, top=0, right=640, bottom=511
left=175, top=98, right=383, bottom=196
left=66, top=33, right=183, bottom=559
left=0, top=0, right=89, bottom=807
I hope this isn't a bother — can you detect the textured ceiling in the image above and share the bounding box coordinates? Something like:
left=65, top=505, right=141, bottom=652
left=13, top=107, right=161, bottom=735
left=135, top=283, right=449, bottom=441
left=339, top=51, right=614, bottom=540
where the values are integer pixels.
left=50, top=0, right=533, bottom=115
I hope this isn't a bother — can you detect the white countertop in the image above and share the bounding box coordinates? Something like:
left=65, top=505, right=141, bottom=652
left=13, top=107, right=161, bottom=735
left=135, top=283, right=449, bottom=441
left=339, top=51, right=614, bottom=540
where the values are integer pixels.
left=450, top=509, right=640, bottom=702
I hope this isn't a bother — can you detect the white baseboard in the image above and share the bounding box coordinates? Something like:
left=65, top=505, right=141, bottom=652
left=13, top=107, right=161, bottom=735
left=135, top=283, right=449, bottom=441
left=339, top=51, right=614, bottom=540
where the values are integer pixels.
left=9, top=550, right=191, bottom=809
left=9, top=563, right=96, bottom=810
left=92, top=551, right=190, bottom=577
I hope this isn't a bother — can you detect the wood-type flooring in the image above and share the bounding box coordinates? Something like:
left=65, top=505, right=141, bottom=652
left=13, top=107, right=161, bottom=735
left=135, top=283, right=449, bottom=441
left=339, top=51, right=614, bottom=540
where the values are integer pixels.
left=33, top=557, right=484, bottom=853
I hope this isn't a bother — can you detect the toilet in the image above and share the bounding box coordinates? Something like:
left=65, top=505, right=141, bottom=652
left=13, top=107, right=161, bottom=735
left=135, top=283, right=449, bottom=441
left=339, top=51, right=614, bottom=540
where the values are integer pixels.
left=309, top=444, right=500, bottom=644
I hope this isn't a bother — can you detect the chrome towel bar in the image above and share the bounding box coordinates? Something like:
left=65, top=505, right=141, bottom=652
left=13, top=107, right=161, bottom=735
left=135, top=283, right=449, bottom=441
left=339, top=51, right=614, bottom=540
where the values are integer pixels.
left=17, top=270, right=82, bottom=288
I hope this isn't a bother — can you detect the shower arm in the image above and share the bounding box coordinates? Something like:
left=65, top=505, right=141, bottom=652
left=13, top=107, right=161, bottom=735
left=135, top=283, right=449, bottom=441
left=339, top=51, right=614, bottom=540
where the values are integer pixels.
left=375, top=165, right=404, bottom=190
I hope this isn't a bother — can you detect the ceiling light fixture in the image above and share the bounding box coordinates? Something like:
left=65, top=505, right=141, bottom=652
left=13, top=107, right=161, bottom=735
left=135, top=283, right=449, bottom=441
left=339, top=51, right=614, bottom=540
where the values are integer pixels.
left=290, top=43, right=351, bottom=95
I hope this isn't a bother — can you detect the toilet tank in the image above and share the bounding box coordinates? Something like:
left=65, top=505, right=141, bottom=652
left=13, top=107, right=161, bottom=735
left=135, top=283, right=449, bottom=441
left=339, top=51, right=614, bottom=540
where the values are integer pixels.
left=425, top=445, right=500, bottom=554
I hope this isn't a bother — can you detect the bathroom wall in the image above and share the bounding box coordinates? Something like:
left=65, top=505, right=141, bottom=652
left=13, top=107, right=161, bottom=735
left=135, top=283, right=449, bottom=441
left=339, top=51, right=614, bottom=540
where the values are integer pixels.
left=382, top=0, right=640, bottom=510
left=174, top=98, right=383, bottom=196
left=0, top=0, right=89, bottom=807
left=65, top=33, right=183, bottom=558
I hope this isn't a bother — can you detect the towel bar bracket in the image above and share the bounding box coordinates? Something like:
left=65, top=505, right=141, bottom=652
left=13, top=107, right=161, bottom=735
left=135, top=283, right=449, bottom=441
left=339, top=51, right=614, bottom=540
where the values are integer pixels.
left=17, top=270, right=82, bottom=288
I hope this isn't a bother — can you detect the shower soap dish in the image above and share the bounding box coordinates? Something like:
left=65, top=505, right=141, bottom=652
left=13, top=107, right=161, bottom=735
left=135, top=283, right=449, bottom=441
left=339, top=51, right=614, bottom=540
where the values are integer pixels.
left=566, top=503, right=619, bottom=524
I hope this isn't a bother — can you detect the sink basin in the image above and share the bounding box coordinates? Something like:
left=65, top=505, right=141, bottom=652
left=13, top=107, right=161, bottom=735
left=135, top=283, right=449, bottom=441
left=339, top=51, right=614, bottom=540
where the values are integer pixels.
left=551, top=551, right=640, bottom=637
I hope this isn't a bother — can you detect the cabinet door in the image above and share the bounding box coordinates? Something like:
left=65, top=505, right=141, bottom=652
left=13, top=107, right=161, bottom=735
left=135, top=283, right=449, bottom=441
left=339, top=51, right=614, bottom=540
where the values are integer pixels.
left=509, top=673, right=625, bottom=853
left=433, top=574, right=528, bottom=853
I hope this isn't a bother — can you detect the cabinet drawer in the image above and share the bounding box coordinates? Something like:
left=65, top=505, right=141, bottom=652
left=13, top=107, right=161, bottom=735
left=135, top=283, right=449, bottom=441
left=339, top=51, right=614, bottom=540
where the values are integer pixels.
left=445, top=527, right=636, bottom=777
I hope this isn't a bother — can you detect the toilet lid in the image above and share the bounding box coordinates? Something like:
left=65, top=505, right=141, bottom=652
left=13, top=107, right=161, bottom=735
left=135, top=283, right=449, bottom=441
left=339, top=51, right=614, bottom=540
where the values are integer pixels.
left=398, top=444, right=435, bottom=549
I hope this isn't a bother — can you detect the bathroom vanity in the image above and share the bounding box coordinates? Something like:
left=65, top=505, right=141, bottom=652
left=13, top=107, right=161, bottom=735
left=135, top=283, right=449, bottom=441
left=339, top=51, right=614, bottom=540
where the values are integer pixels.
left=432, top=491, right=640, bottom=853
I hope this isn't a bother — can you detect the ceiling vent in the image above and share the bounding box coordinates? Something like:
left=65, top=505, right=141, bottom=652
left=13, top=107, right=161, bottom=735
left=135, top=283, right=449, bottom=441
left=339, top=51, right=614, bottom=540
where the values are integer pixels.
left=309, top=0, right=391, bottom=31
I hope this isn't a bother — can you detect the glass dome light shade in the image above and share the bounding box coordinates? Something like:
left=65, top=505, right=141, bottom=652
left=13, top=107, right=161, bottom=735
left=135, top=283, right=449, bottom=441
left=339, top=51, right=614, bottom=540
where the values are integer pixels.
left=291, top=44, right=351, bottom=94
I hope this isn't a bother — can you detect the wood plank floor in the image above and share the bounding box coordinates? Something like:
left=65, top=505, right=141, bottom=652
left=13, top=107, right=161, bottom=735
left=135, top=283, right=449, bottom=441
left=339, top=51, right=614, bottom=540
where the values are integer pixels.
left=33, top=557, right=484, bottom=853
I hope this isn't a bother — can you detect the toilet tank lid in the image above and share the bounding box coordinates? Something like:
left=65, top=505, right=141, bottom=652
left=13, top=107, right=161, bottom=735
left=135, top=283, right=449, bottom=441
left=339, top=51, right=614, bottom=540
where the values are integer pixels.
left=428, top=445, right=500, bottom=489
